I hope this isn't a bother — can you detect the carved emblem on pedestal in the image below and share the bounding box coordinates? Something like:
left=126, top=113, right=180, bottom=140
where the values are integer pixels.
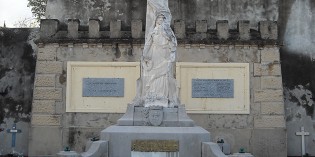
left=149, top=107, right=164, bottom=126
left=143, top=106, right=164, bottom=126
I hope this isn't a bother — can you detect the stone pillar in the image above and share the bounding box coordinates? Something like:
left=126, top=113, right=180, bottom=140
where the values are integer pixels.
left=68, top=19, right=80, bottom=38
left=252, top=46, right=286, bottom=156
left=196, top=20, right=207, bottom=33
left=110, top=20, right=122, bottom=38
left=131, top=20, right=143, bottom=39
left=238, top=21, right=250, bottom=40
left=89, top=19, right=100, bottom=38
left=28, top=43, right=63, bottom=156
left=40, top=19, right=59, bottom=39
left=259, top=21, right=278, bottom=40
left=216, top=20, right=229, bottom=40
left=174, top=20, right=186, bottom=39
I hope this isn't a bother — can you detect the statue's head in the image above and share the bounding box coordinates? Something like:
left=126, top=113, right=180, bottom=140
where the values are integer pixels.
left=155, top=14, right=166, bottom=26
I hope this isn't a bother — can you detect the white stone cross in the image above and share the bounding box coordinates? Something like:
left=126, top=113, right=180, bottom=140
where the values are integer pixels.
left=296, top=126, right=309, bottom=156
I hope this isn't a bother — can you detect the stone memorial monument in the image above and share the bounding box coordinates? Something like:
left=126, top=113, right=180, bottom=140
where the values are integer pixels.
left=72, top=0, right=227, bottom=157
left=33, top=0, right=285, bottom=155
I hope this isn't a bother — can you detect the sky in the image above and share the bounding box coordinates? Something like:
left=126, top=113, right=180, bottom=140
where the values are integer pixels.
left=0, top=0, right=34, bottom=27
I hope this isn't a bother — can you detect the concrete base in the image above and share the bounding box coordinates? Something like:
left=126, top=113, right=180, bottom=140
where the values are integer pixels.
left=100, top=125, right=210, bottom=157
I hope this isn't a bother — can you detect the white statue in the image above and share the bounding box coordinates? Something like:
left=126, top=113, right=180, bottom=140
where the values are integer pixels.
left=131, top=0, right=179, bottom=108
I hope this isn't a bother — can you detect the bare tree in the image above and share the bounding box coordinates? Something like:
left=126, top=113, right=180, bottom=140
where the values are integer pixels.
left=13, top=18, right=39, bottom=28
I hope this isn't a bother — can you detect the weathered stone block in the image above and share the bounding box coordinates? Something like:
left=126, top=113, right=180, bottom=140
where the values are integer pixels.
left=254, top=116, right=285, bottom=128
left=259, top=21, right=269, bottom=39
left=254, top=90, right=283, bottom=102
left=38, top=47, right=57, bottom=61
left=251, top=103, right=261, bottom=116
left=35, top=74, right=56, bottom=87
left=32, top=100, right=55, bottom=113
left=36, top=61, right=63, bottom=74
left=40, top=19, right=59, bottom=38
left=261, top=102, right=284, bottom=115
left=238, top=20, right=250, bottom=40
left=270, top=22, right=278, bottom=40
left=89, top=19, right=100, bottom=38
left=68, top=19, right=80, bottom=38
left=31, top=115, right=61, bottom=126
left=174, top=20, right=186, bottom=39
left=242, top=46, right=260, bottom=62
left=253, top=63, right=281, bottom=76
left=33, top=88, right=62, bottom=100
left=259, top=21, right=278, bottom=40
left=194, top=114, right=252, bottom=129
left=261, top=76, right=282, bottom=89
left=28, top=127, right=62, bottom=156
left=196, top=20, right=207, bottom=33
left=55, top=102, right=64, bottom=114
left=261, top=48, right=280, bottom=63
left=216, top=20, right=229, bottom=39
left=251, top=76, right=261, bottom=90
left=251, top=129, right=287, bottom=157
left=131, top=20, right=143, bottom=39
left=110, top=20, right=121, bottom=38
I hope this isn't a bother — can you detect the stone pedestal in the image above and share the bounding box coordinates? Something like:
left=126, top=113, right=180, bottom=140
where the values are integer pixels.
left=100, top=126, right=210, bottom=157
left=79, top=105, right=227, bottom=157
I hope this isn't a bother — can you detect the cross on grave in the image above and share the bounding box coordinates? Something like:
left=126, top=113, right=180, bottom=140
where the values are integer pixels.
left=296, top=126, right=309, bottom=156
left=6, top=123, right=22, bottom=147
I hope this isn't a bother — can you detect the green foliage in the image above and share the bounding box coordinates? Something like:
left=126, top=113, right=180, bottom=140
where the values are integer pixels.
left=27, top=0, right=47, bottom=20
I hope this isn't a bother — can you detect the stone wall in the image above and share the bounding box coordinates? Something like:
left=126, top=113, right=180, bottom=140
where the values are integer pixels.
left=45, top=0, right=278, bottom=29
left=28, top=18, right=286, bottom=157
left=0, top=28, right=38, bottom=155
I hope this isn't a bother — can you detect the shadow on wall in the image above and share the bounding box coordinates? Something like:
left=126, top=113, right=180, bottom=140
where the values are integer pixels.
left=280, top=0, right=315, bottom=116
left=279, top=0, right=315, bottom=156
left=0, top=28, right=37, bottom=124
left=0, top=28, right=38, bottom=155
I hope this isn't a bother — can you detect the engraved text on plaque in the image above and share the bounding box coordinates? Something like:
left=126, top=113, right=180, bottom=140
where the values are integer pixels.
left=192, top=79, right=234, bottom=98
left=83, top=78, right=124, bottom=97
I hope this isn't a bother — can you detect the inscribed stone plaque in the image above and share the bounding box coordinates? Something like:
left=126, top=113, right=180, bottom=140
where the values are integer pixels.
left=82, top=78, right=124, bottom=97
left=192, top=79, right=234, bottom=98
left=131, top=140, right=179, bottom=152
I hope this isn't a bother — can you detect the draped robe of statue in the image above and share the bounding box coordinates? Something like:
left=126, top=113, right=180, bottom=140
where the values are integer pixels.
left=131, top=0, right=179, bottom=108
